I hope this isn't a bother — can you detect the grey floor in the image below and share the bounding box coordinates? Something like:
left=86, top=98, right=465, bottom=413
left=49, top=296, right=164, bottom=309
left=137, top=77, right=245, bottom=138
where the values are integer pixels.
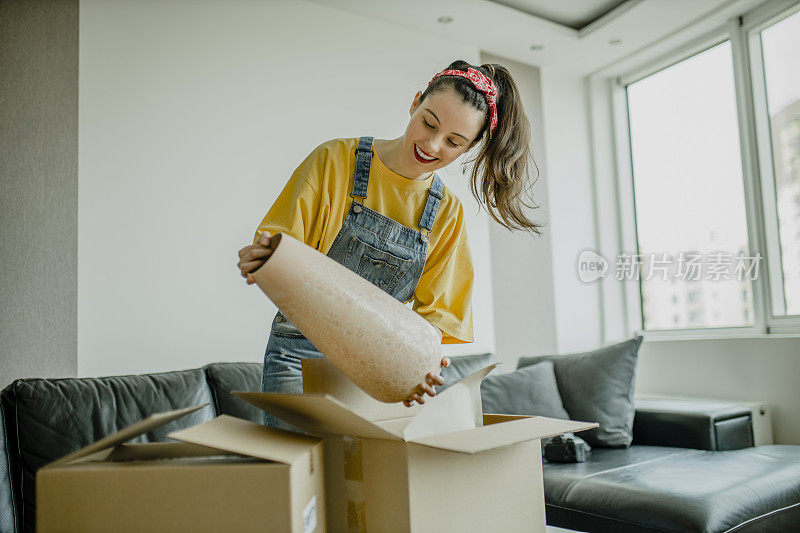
left=546, top=527, right=585, bottom=533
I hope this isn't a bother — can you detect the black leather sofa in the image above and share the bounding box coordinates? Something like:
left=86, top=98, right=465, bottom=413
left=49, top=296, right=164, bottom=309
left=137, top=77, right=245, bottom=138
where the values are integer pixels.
left=544, top=399, right=800, bottom=532
left=2, top=355, right=799, bottom=532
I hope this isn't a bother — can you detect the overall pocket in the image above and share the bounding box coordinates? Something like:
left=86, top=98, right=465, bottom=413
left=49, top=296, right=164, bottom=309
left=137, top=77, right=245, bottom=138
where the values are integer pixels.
left=346, top=235, right=413, bottom=292
left=271, top=313, right=306, bottom=338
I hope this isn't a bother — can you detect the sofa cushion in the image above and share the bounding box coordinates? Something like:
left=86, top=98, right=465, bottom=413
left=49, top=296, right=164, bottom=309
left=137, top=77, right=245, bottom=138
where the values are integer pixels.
left=0, top=369, right=215, bottom=533
left=203, top=362, right=263, bottom=424
left=518, top=335, right=643, bottom=448
left=481, top=361, right=570, bottom=454
left=481, top=361, right=568, bottom=419
left=543, top=444, right=800, bottom=532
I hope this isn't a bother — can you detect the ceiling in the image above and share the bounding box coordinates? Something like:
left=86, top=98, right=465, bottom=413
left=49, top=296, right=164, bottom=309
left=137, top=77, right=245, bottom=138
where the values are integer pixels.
left=487, top=0, right=632, bottom=30
left=305, top=0, right=768, bottom=75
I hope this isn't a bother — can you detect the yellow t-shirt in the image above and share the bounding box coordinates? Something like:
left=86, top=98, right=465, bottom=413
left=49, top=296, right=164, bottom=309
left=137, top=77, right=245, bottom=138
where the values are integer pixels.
left=253, top=137, right=474, bottom=344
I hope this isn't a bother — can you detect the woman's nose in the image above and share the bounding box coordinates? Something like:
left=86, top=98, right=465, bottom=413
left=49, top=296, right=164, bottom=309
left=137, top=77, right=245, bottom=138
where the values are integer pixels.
left=421, top=140, right=440, bottom=156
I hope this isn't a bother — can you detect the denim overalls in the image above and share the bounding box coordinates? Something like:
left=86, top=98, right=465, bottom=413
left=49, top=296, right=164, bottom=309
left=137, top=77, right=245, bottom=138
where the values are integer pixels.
left=261, top=136, right=445, bottom=432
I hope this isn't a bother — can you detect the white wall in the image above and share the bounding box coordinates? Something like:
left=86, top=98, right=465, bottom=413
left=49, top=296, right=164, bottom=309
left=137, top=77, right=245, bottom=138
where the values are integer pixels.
left=77, top=0, right=495, bottom=377
left=480, top=52, right=557, bottom=373
left=636, top=336, right=800, bottom=445
left=539, top=66, right=603, bottom=353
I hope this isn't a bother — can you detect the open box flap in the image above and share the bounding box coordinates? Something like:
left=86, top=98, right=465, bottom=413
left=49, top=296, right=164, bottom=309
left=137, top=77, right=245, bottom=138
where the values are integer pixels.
left=168, top=415, right=319, bottom=465
left=402, top=363, right=499, bottom=441
left=409, top=416, right=599, bottom=455
left=48, top=404, right=207, bottom=467
left=104, top=441, right=240, bottom=462
left=233, top=391, right=402, bottom=440
left=302, top=358, right=422, bottom=422
left=401, top=379, right=476, bottom=441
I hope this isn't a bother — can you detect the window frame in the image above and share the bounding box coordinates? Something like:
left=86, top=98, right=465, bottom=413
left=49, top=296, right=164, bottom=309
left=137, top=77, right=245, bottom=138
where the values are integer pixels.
left=742, top=0, right=800, bottom=332
left=601, top=0, right=800, bottom=340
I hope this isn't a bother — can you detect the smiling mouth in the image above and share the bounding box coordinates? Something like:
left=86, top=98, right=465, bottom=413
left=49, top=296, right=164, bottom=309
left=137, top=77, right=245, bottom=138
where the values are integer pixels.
left=414, top=144, right=438, bottom=163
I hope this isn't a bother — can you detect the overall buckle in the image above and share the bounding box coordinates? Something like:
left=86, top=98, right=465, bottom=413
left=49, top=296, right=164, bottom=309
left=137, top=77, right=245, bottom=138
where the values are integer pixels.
left=419, top=227, right=431, bottom=244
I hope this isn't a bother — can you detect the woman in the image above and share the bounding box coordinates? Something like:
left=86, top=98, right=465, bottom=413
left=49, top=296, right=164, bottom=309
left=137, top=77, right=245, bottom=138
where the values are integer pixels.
left=237, top=60, right=541, bottom=432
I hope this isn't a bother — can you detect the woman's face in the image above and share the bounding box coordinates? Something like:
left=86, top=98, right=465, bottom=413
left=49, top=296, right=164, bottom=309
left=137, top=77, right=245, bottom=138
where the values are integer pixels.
left=402, top=87, right=486, bottom=173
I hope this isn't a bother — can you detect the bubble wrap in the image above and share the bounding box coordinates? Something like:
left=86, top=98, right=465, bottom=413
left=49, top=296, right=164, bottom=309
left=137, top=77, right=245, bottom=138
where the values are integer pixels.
left=252, top=233, right=442, bottom=402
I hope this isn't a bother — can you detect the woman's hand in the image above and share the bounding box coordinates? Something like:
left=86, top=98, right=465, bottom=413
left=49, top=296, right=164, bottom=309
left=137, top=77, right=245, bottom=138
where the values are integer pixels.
left=403, top=357, right=450, bottom=407
left=237, top=231, right=275, bottom=285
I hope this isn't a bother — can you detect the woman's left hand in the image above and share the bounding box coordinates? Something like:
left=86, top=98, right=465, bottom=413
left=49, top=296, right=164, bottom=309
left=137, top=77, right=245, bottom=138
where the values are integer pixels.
left=403, top=357, right=450, bottom=407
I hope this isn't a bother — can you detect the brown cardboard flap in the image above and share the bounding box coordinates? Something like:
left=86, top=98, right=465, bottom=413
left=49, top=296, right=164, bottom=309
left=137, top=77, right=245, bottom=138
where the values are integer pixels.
left=105, top=441, right=240, bottom=462
left=168, top=415, right=319, bottom=465
left=61, top=441, right=234, bottom=465
left=374, top=416, right=415, bottom=435
left=302, top=358, right=422, bottom=422
left=403, top=363, right=497, bottom=440
left=483, top=414, right=529, bottom=425
left=409, top=416, right=599, bottom=454
left=233, top=391, right=402, bottom=440
left=48, top=404, right=207, bottom=467
left=460, top=363, right=498, bottom=426
left=401, top=380, right=477, bottom=441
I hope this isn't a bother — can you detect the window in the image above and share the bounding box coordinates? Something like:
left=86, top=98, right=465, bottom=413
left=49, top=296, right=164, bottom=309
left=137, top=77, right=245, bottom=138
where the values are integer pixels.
left=594, top=1, right=800, bottom=336
left=757, top=10, right=800, bottom=316
left=626, top=41, right=755, bottom=331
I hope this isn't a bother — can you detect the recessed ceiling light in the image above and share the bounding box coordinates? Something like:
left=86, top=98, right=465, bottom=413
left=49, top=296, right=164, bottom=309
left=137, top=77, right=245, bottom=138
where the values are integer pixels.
left=608, top=38, right=622, bottom=45
left=530, top=44, right=544, bottom=51
left=438, top=16, right=453, bottom=24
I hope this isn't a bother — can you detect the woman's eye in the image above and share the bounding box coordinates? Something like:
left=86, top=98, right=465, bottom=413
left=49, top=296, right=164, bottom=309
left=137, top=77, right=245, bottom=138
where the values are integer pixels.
left=422, top=118, right=459, bottom=147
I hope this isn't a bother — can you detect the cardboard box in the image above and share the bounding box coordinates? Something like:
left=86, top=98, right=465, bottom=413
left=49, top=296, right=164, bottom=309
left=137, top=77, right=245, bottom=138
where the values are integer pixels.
left=234, top=361, right=598, bottom=533
left=37, top=405, right=325, bottom=533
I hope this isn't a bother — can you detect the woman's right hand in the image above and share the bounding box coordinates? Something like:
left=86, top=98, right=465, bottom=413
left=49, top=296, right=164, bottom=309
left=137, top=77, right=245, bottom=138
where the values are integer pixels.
left=237, top=231, right=274, bottom=285
left=402, top=357, right=450, bottom=407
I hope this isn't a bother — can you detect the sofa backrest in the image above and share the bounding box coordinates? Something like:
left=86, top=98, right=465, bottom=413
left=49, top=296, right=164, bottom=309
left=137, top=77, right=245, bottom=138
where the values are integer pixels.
left=0, top=368, right=217, bottom=533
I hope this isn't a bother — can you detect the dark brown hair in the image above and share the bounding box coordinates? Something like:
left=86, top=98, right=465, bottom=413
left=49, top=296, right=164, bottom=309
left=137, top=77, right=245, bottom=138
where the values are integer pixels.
left=420, top=60, right=543, bottom=235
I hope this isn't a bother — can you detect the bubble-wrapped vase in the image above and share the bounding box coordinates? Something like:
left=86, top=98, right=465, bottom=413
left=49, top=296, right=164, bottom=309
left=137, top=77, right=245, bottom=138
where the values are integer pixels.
left=251, top=232, right=442, bottom=402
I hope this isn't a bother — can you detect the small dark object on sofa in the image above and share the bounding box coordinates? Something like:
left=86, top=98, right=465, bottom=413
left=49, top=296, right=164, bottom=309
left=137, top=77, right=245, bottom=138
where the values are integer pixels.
left=544, top=433, right=591, bottom=463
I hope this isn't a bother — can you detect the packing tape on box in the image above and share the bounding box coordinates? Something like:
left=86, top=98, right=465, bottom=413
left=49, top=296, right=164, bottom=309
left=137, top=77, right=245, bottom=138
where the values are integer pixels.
left=344, top=436, right=366, bottom=532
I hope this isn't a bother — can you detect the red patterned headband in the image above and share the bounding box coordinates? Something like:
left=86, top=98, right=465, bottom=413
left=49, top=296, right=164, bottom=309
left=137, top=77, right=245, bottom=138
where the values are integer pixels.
left=428, top=67, right=499, bottom=139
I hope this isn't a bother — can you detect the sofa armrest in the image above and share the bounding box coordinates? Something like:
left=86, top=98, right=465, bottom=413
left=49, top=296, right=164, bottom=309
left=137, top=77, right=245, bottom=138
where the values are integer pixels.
left=0, top=397, right=16, bottom=533
left=632, top=398, right=754, bottom=450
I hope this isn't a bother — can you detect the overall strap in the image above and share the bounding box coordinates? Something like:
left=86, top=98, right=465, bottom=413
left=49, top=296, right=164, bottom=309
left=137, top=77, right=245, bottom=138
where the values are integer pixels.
left=417, top=173, right=444, bottom=243
left=351, top=136, right=374, bottom=202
